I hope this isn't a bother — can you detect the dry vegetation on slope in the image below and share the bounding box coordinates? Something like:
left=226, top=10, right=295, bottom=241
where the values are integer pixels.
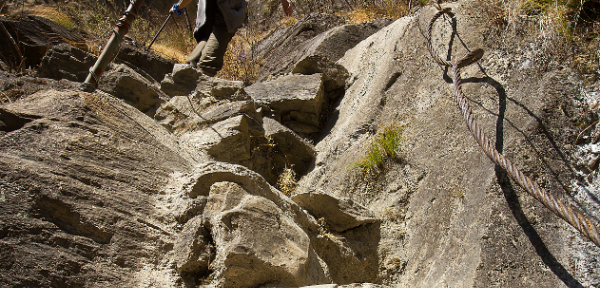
left=1, top=0, right=598, bottom=83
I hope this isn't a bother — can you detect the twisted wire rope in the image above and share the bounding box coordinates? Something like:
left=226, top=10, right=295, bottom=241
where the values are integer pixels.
left=426, top=7, right=600, bottom=248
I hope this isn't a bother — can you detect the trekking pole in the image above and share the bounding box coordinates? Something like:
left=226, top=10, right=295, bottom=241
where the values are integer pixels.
left=81, top=0, right=145, bottom=92
left=184, top=9, right=193, bottom=34
left=147, top=13, right=172, bottom=50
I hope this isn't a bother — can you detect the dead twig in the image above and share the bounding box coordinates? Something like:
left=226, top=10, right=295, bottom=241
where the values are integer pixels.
left=575, top=119, right=600, bottom=145
left=0, top=91, right=10, bottom=104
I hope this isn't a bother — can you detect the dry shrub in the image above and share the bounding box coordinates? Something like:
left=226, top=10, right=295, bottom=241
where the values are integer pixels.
left=364, top=0, right=411, bottom=20
left=217, top=26, right=270, bottom=83
left=475, top=0, right=600, bottom=77
left=343, top=9, right=374, bottom=23
left=337, top=0, right=414, bottom=23
left=35, top=1, right=194, bottom=62
left=276, top=166, right=297, bottom=197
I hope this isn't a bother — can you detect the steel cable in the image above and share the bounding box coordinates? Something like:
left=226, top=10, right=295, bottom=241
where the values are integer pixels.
left=426, top=7, right=600, bottom=248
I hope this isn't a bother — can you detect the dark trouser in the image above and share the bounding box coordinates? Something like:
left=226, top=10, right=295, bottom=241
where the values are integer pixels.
left=187, top=0, right=235, bottom=76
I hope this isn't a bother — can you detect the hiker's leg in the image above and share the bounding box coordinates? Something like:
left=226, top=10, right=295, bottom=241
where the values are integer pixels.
left=196, top=24, right=234, bottom=76
left=187, top=0, right=215, bottom=66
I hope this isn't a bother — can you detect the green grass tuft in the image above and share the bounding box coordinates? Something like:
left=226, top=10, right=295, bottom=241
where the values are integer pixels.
left=353, top=125, right=406, bottom=173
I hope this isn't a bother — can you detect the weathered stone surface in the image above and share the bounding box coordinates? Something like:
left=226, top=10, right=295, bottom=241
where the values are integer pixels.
left=0, top=73, right=81, bottom=101
left=181, top=162, right=381, bottom=285
left=195, top=101, right=258, bottom=128
left=256, top=13, right=392, bottom=78
left=38, top=43, right=97, bottom=82
left=173, top=216, right=214, bottom=275
left=4, top=1, right=600, bottom=287
left=247, top=74, right=324, bottom=114
left=161, top=64, right=205, bottom=97
left=256, top=13, right=346, bottom=60
left=246, top=73, right=325, bottom=135
left=283, top=120, right=321, bottom=134
left=35, top=41, right=173, bottom=94
left=205, top=181, right=330, bottom=288
left=297, top=2, right=600, bottom=287
left=98, top=64, right=169, bottom=115
left=292, top=192, right=378, bottom=233
left=0, top=16, right=85, bottom=69
left=300, top=285, right=384, bottom=288
left=263, top=117, right=316, bottom=177
left=180, top=115, right=252, bottom=165
left=117, top=39, right=175, bottom=83
left=161, top=64, right=247, bottom=98
left=156, top=96, right=258, bottom=134
left=154, top=93, right=209, bottom=132
left=293, top=55, right=351, bottom=99
left=290, top=110, right=321, bottom=127
left=0, top=89, right=204, bottom=287
left=0, top=108, right=36, bottom=132
left=195, top=77, right=247, bottom=100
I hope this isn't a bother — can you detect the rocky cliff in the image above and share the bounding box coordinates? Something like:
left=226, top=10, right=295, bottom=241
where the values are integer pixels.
left=1, top=1, right=600, bottom=287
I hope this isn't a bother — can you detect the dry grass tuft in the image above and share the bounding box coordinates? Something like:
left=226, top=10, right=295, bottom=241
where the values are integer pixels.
left=276, top=166, right=297, bottom=197
left=151, top=43, right=189, bottom=63
left=26, top=6, right=75, bottom=29
left=283, top=16, right=299, bottom=27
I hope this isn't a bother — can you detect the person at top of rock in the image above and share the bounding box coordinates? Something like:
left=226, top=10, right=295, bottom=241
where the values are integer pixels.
left=170, top=0, right=293, bottom=76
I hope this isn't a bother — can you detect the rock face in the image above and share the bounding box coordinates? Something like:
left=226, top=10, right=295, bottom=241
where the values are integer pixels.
left=37, top=41, right=174, bottom=85
left=34, top=38, right=174, bottom=117
left=0, top=89, right=203, bottom=287
left=0, top=79, right=377, bottom=286
left=246, top=73, right=325, bottom=136
left=161, top=64, right=206, bottom=97
left=173, top=215, right=214, bottom=275
left=205, top=181, right=326, bottom=287
left=292, top=55, right=351, bottom=101
left=158, top=161, right=380, bottom=287
left=155, top=76, right=317, bottom=185
left=182, top=115, right=254, bottom=164
left=38, top=43, right=97, bottom=82
left=292, top=192, right=378, bottom=233
left=116, top=39, right=175, bottom=83
left=0, top=16, right=85, bottom=69
left=98, top=64, right=169, bottom=115
left=255, top=13, right=392, bottom=78
left=263, top=117, right=317, bottom=177
left=298, top=1, right=600, bottom=287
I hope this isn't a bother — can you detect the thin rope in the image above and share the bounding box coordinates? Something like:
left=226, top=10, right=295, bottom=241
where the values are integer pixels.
left=426, top=7, right=600, bottom=248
